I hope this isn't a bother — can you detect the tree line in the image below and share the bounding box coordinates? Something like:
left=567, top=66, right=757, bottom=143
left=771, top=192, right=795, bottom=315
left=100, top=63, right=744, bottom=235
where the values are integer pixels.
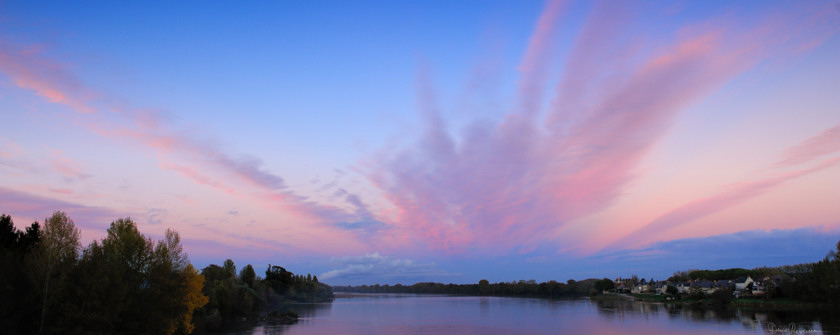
left=333, top=278, right=600, bottom=298
left=0, top=211, right=333, bottom=335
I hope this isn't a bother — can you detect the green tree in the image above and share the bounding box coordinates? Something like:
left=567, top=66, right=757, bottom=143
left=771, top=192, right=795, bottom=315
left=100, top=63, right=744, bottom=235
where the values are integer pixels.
left=668, top=270, right=691, bottom=282
left=594, top=278, right=614, bottom=293
left=666, top=285, right=678, bottom=295
left=223, top=259, right=236, bottom=279
left=33, top=211, right=80, bottom=334
left=69, top=217, right=207, bottom=334
left=809, top=241, right=840, bottom=302
left=711, top=287, right=733, bottom=306
left=239, top=264, right=256, bottom=288
left=478, top=279, right=490, bottom=295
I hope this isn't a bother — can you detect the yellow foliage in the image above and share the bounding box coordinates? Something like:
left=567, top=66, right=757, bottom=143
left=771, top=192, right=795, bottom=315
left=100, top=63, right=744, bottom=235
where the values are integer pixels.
left=179, top=264, right=209, bottom=334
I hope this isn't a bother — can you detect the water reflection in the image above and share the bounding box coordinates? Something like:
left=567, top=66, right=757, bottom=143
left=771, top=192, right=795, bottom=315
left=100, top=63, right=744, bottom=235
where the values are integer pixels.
left=594, top=299, right=837, bottom=335
left=220, top=295, right=838, bottom=335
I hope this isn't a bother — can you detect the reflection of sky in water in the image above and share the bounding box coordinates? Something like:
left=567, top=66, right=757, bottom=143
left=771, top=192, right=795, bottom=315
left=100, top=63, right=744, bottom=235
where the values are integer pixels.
left=220, top=295, right=837, bottom=335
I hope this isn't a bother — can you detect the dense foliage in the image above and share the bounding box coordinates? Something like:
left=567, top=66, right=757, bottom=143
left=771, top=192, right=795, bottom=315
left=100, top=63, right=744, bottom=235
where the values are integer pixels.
left=194, top=261, right=333, bottom=331
left=691, top=268, right=754, bottom=281
left=0, top=212, right=207, bottom=335
left=0, top=211, right=333, bottom=334
left=333, top=278, right=599, bottom=298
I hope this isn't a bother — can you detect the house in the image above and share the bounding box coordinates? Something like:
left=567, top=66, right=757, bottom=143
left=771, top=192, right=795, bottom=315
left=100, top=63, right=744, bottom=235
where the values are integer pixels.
left=734, top=276, right=754, bottom=291
left=632, top=279, right=649, bottom=294
left=677, top=282, right=691, bottom=294
left=614, top=277, right=632, bottom=293
left=654, top=281, right=667, bottom=295
left=692, top=280, right=716, bottom=295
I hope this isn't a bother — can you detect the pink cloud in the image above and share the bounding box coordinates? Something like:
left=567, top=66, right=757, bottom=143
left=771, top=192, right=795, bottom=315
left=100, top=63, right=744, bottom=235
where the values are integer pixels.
left=368, top=1, right=839, bottom=254
left=0, top=137, right=24, bottom=159
left=609, top=121, right=840, bottom=250
left=49, top=151, right=91, bottom=181
left=611, top=157, right=840, bottom=249
left=48, top=188, right=74, bottom=195
left=159, top=161, right=237, bottom=195
left=774, top=123, right=840, bottom=168
left=547, top=0, right=634, bottom=130
left=0, top=40, right=94, bottom=114
left=1, top=39, right=291, bottom=196
left=514, top=0, right=566, bottom=117
left=0, top=36, right=373, bottom=249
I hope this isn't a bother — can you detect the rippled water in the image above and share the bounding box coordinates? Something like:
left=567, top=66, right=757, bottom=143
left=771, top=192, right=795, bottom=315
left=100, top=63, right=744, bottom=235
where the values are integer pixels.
left=219, top=294, right=838, bottom=335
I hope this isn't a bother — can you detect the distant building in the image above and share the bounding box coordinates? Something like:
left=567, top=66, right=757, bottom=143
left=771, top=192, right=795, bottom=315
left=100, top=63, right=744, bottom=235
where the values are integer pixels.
left=734, top=276, right=754, bottom=291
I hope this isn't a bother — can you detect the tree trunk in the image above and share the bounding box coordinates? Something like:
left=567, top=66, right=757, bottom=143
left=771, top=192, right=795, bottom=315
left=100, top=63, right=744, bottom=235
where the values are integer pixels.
left=39, top=266, right=51, bottom=334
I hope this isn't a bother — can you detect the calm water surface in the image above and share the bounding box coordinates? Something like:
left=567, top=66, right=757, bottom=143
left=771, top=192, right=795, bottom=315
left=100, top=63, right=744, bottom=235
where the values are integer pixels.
left=221, top=294, right=838, bottom=335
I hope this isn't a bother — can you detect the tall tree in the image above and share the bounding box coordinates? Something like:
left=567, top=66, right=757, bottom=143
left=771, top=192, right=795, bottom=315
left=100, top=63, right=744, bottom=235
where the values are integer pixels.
left=33, top=211, right=80, bottom=334
left=0, top=214, right=41, bottom=334
left=223, top=259, right=236, bottom=279
left=239, top=264, right=256, bottom=288
left=177, top=264, right=208, bottom=334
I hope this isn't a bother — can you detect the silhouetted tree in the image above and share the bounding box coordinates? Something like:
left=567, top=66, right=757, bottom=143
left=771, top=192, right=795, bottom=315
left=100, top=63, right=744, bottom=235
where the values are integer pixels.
left=32, top=211, right=80, bottom=334
left=240, top=264, right=256, bottom=288
left=0, top=214, right=41, bottom=334
left=594, top=278, right=615, bottom=293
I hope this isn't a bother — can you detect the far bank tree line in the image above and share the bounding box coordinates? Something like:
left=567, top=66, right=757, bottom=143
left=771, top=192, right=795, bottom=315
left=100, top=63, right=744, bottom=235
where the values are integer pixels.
left=0, top=211, right=333, bottom=335
left=335, top=241, right=840, bottom=305
left=332, top=278, right=600, bottom=298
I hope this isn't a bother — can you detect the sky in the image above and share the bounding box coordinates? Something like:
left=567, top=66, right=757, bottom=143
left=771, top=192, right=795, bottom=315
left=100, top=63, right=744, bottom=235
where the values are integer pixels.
left=1, top=0, right=840, bottom=285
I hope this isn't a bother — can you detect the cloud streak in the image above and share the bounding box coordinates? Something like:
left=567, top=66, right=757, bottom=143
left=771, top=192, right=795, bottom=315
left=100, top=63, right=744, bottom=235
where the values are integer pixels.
left=610, top=120, right=840, bottom=249
left=368, top=1, right=840, bottom=254
left=0, top=35, right=373, bottom=250
left=775, top=124, right=840, bottom=168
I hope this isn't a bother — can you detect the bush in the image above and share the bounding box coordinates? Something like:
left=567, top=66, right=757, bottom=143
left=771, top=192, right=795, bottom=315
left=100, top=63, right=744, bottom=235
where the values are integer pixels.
left=711, top=288, right=733, bottom=307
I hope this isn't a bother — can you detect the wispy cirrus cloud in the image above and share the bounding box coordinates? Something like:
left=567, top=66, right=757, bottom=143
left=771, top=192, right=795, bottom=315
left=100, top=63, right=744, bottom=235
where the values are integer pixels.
left=49, top=150, right=91, bottom=182
left=774, top=124, right=840, bottom=168
left=0, top=34, right=372, bottom=249
left=610, top=121, right=840, bottom=249
left=368, top=1, right=840, bottom=254
left=0, top=39, right=95, bottom=114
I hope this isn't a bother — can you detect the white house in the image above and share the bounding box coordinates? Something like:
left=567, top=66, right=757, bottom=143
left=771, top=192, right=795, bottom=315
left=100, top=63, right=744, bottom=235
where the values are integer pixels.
left=734, top=276, right=753, bottom=291
left=677, top=282, right=691, bottom=294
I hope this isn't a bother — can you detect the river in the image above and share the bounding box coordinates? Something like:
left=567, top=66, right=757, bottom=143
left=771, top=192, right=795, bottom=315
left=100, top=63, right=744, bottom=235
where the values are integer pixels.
left=219, top=294, right=838, bottom=334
